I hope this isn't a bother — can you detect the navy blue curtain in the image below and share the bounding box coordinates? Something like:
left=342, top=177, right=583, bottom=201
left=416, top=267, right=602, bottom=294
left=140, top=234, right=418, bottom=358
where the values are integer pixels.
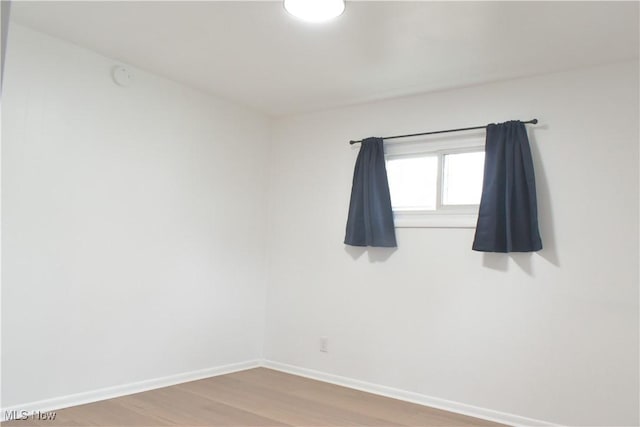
left=473, top=121, right=542, bottom=252
left=344, top=137, right=397, bottom=247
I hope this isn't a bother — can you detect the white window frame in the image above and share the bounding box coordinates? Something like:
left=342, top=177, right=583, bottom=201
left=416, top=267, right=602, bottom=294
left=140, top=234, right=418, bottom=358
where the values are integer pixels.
left=384, top=136, right=485, bottom=228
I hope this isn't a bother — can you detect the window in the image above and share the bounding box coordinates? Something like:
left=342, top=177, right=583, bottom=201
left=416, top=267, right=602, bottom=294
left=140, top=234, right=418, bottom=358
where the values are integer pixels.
left=442, top=151, right=485, bottom=206
left=385, top=137, right=485, bottom=228
left=386, top=155, right=438, bottom=210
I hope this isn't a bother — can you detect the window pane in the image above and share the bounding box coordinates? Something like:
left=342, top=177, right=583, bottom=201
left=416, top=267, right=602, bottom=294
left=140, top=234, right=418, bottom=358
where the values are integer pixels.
left=442, top=151, right=485, bottom=205
left=386, top=155, right=438, bottom=210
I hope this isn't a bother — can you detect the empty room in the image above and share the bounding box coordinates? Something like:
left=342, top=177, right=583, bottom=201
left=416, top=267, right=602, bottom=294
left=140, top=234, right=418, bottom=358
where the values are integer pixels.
left=1, top=1, right=639, bottom=426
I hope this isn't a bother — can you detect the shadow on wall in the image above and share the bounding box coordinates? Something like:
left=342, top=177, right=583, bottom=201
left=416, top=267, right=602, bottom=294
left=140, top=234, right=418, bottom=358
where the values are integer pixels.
left=528, top=128, right=559, bottom=268
left=344, top=245, right=397, bottom=263
left=482, top=252, right=536, bottom=275
left=482, top=125, right=560, bottom=276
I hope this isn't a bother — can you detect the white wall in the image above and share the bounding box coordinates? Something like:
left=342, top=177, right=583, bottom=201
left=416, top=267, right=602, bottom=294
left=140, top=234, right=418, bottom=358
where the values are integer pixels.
left=2, top=25, right=270, bottom=407
left=265, top=61, right=639, bottom=426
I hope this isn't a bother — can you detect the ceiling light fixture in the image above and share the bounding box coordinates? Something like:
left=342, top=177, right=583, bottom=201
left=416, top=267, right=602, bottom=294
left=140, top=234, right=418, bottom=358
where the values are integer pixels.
left=284, top=0, right=345, bottom=23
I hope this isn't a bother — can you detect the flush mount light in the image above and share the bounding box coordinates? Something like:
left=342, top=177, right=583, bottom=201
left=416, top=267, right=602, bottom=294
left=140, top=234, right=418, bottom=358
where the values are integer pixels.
left=284, top=0, right=345, bottom=23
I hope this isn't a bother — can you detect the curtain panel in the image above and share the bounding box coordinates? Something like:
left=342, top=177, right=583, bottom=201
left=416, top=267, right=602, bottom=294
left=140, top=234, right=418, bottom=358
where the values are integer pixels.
left=473, top=121, right=543, bottom=252
left=344, top=137, right=397, bottom=247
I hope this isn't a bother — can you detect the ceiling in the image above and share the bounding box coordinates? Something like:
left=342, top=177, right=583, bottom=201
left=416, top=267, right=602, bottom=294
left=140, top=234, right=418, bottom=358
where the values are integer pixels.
left=10, top=1, right=640, bottom=116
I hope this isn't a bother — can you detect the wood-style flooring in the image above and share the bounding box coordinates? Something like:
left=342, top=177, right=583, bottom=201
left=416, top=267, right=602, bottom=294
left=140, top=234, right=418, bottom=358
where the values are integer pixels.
left=3, top=368, right=506, bottom=426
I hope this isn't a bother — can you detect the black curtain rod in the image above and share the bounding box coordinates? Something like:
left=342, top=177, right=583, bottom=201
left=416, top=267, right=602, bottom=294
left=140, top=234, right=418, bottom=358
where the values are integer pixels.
left=349, top=118, right=538, bottom=145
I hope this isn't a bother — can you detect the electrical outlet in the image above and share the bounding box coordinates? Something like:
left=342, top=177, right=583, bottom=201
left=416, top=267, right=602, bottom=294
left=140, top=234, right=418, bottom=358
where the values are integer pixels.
left=320, top=336, right=328, bottom=352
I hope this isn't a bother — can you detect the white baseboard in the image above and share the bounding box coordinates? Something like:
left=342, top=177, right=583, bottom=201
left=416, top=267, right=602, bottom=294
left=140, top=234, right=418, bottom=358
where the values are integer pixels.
left=261, top=360, right=561, bottom=427
left=1, top=359, right=261, bottom=422
left=2, top=358, right=561, bottom=427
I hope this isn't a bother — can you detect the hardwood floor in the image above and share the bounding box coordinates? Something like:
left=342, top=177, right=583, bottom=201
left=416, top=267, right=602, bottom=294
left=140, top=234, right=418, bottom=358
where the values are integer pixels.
left=3, top=368, right=507, bottom=426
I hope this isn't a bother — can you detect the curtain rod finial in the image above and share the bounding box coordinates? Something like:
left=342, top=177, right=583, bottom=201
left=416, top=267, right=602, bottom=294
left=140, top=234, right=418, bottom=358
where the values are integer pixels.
left=531, top=118, right=538, bottom=124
